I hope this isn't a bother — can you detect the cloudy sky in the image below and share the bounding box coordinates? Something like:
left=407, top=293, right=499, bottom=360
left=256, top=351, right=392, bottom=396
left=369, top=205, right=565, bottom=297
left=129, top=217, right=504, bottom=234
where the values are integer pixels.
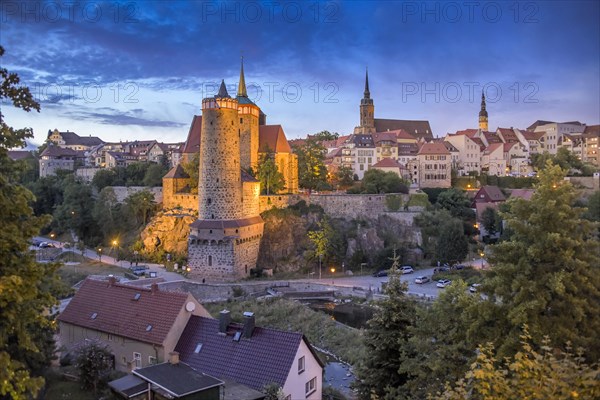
left=1, top=0, right=599, bottom=147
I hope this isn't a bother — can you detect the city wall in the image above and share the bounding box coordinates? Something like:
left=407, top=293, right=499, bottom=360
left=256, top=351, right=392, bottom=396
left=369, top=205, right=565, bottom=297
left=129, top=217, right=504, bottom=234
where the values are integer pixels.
left=109, top=186, right=163, bottom=204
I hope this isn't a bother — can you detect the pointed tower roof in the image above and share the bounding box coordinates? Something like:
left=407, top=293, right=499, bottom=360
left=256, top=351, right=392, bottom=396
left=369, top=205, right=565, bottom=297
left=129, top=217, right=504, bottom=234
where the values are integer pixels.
left=479, top=90, right=488, bottom=117
left=216, top=80, right=230, bottom=98
left=364, top=68, right=370, bottom=99
left=237, top=57, right=247, bottom=97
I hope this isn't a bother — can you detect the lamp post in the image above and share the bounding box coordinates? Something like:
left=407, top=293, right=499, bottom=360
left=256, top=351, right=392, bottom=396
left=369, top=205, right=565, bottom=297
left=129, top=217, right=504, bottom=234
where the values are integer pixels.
left=97, top=248, right=102, bottom=262
left=112, top=240, right=119, bottom=266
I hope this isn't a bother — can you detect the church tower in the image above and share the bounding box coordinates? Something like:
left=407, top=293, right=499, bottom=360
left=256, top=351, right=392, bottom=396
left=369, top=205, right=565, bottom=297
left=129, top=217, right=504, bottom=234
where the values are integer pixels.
left=354, top=68, right=376, bottom=134
left=237, top=57, right=260, bottom=171
left=479, top=90, right=489, bottom=131
left=188, top=80, right=264, bottom=281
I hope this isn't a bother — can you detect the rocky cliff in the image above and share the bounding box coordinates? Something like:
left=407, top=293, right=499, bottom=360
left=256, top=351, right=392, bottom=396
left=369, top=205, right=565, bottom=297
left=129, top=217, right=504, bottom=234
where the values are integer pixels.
left=140, top=210, right=196, bottom=256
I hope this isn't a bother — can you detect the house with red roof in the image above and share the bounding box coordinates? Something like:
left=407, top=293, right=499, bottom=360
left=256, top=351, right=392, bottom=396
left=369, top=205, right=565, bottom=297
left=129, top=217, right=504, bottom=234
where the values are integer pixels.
left=444, top=132, right=482, bottom=176
left=371, top=157, right=407, bottom=179
left=175, top=310, right=324, bottom=400
left=415, top=142, right=451, bottom=188
left=58, top=278, right=211, bottom=371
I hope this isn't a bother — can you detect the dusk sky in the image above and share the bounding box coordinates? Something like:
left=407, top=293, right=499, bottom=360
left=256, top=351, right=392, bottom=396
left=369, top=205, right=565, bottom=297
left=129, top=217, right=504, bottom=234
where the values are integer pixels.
left=1, top=0, right=599, bottom=147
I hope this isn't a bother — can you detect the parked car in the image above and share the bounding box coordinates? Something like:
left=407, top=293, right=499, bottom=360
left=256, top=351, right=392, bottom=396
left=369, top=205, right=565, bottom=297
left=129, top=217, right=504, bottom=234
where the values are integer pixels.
left=39, top=242, right=55, bottom=248
left=436, top=279, right=452, bottom=288
left=415, top=275, right=430, bottom=284
left=469, top=283, right=482, bottom=293
left=372, top=269, right=389, bottom=277
left=129, top=266, right=149, bottom=276
left=454, top=264, right=466, bottom=270
left=400, top=266, right=414, bottom=274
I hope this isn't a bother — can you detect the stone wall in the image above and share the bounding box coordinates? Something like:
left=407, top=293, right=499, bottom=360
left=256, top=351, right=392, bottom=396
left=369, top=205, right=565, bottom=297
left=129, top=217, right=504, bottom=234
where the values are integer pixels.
left=108, top=186, right=163, bottom=204
left=565, top=175, right=600, bottom=190
left=164, top=193, right=198, bottom=211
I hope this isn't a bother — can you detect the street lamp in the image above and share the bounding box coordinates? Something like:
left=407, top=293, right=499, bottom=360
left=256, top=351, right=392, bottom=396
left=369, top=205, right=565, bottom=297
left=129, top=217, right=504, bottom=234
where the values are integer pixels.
left=98, top=248, right=102, bottom=262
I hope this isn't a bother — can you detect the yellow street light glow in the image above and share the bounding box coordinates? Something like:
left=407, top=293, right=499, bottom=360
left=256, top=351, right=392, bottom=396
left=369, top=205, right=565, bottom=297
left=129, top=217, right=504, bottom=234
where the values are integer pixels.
left=112, top=240, right=118, bottom=246
left=330, top=268, right=335, bottom=273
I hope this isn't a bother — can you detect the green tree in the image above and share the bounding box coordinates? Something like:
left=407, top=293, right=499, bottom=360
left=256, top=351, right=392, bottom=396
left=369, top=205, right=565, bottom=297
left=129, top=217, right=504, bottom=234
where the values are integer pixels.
left=583, top=190, right=600, bottom=222
left=480, top=206, right=500, bottom=237
left=124, top=189, right=156, bottom=225
left=307, top=219, right=333, bottom=279
left=143, top=162, right=168, bottom=187
left=92, top=168, right=117, bottom=191
left=256, top=148, right=286, bottom=195
left=292, top=135, right=328, bottom=191
left=312, top=130, right=339, bottom=141
left=75, top=341, right=114, bottom=396
left=435, top=218, right=469, bottom=265
left=436, top=188, right=473, bottom=219
left=334, top=165, right=354, bottom=188
left=354, top=269, right=417, bottom=399
left=396, top=281, right=479, bottom=398
left=437, top=331, right=600, bottom=400
left=30, top=174, right=64, bottom=216
left=472, top=163, right=600, bottom=361
left=93, top=187, right=122, bottom=241
left=358, top=169, right=408, bottom=194
left=53, top=176, right=98, bottom=242
left=182, top=153, right=199, bottom=194
left=0, top=45, right=61, bottom=399
left=125, top=162, right=150, bottom=185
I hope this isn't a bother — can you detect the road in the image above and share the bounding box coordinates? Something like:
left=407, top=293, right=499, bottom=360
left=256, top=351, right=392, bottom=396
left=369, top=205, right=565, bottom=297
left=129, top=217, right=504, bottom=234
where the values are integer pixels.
left=33, top=236, right=185, bottom=282
left=303, top=267, right=441, bottom=299
left=33, top=236, right=487, bottom=297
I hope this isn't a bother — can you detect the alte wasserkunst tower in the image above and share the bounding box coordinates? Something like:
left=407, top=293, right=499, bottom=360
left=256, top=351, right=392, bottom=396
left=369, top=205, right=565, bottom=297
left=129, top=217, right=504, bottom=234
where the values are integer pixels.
left=187, top=71, right=264, bottom=282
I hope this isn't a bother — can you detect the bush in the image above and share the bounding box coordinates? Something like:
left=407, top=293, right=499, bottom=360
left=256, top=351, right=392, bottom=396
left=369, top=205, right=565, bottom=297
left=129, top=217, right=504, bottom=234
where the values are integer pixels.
left=385, top=194, right=402, bottom=211
left=74, top=340, right=114, bottom=395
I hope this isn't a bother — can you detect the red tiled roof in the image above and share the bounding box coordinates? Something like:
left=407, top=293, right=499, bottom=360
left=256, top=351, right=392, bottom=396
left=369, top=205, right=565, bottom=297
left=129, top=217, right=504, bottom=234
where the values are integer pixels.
left=183, top=116, right=202, bottom=154
left=484, top=143, right=503, bottom=154
left=372, top=131, right=398, bottom=143
left=57, top=279, right=190, bottom=345
left=455, top=129, right=479, bottom=137
left=583, top=125, right=600, bottom=137
left=503, top=142, right=518, bottom=152
left=483, top=131, right=502, bottom=143
left=521, top=130, right=545, bottom=141
left=510, top=189, right=535, bottom=200
left=372, top=158, right=401, bottom=168
left=40, top=145, right=85, bottom=158
left=175, top=316, right=322, bottom=391
left=374, top=119, right=433, bottom=140
left=418, top=142, right=450, bottom=155
left=259, top=125, right=292, bottom=153
left=7, top=150, right=32, bottom=160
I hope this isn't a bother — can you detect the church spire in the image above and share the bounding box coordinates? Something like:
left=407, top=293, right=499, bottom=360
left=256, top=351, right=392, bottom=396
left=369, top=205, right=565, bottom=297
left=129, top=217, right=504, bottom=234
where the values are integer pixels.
left=479, top=90, right=488, bottom=131
left=216, top=79, right=230, bottom=98
left=237, top=56, right=247, bottom=97
left=364, top=67, right=370, bottom=99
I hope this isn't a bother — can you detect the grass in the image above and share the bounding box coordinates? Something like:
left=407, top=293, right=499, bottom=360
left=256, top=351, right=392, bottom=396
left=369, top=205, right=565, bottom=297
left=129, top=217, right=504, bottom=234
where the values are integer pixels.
left=56, top=256, right=129, bottom=287
left=204, top=297, right=365, bottom=365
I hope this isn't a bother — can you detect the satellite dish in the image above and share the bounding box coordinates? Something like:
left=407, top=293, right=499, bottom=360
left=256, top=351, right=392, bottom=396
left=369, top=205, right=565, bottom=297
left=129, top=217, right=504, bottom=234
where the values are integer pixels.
left=185, top=302, right=196, bottom=312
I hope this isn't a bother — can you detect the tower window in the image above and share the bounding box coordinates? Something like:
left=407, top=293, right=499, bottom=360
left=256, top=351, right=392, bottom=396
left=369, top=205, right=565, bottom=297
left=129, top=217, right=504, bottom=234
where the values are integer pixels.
left=240, top=118, right=243, bottom=123
left=208, top=198, right=211, bottom=205
left=208, top=255, right=212, bottom=266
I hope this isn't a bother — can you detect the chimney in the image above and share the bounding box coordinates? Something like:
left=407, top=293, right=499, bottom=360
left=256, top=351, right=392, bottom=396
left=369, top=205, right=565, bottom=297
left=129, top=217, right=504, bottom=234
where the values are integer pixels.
left=108, top=276, right=116, bottom=286
left=150, top=283, right=158, bottom=293
left=242, top=311, right=255, bottom=339
left=168, top=351, right=179, bottom=365
left=219, top=310, right=230, bottom=334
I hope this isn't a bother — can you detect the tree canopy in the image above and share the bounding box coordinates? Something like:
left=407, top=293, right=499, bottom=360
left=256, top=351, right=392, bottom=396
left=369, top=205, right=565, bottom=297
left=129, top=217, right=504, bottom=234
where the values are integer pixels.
left=292, top=134, right=328, bottom=191
left=0, top=45, right=62, bottom=399
left=256, top=148, right=286, bottom=195
left=473, top=162, right=600, bottom=361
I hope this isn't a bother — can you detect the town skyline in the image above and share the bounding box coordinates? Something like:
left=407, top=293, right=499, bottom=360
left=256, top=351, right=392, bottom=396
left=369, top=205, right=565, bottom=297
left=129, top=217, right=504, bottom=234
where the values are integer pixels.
left=1, top=0, right=599, bottom=146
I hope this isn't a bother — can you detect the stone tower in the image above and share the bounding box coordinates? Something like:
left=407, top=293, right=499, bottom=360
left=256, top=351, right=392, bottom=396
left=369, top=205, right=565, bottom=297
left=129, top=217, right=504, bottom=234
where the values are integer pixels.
left=479, top=90, right=489, bottom=131
left=237, top=57, right=260, bottom=171
left=188, top=80, right=264, bottom=281
left=354, top=68, right=375, bottom=134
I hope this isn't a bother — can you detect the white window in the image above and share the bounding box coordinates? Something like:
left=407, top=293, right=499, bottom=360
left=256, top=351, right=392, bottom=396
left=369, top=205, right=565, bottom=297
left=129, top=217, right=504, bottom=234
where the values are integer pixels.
left=298, top=356, right=305, bottom=374
left=148, top=356, right=157, bottom=365
left=133, top=352, right=141, bottom=368
left=305, top=377, right=317, bottom=396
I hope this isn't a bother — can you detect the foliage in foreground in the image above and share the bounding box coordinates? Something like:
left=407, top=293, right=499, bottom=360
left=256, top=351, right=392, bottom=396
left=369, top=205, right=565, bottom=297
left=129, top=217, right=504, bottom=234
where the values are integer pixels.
left=436, top=332, right=600, bottom=400
left=75, top=341, right=114, bottom=395
left=0, top=45, right=62, bottom=400
left=203, top=297, right=365, bottom=365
